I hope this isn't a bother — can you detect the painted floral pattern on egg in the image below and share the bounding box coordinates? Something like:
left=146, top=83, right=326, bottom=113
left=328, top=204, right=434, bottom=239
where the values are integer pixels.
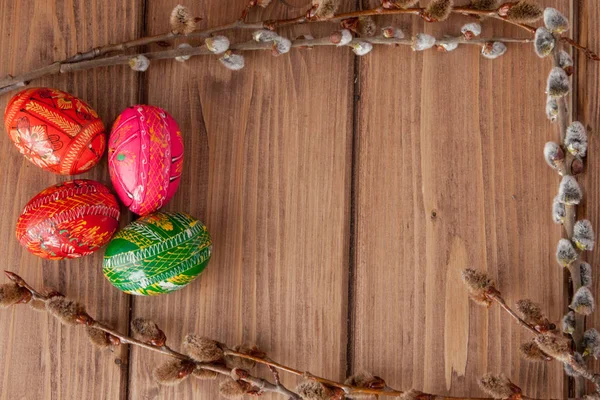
left=4, top=88, right=106, bottom=174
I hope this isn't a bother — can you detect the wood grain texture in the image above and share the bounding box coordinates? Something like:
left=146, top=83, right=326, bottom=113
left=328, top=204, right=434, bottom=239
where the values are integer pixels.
left=351, top=1, right=571, bottom=398
left=0, top=1, right=142, bottom=399
left=575, top=0, right=600, bottom=393
left=127, top=1, right=354, bottom=399
left=1, top=0, right=600, bottom=399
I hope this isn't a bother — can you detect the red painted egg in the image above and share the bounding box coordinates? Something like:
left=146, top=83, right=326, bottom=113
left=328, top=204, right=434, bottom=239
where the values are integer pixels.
left=16, top=180, right=120, bottom=260
left=4, top=88, right=106, bottom=175
left=108, top=105, right=184, bottom=216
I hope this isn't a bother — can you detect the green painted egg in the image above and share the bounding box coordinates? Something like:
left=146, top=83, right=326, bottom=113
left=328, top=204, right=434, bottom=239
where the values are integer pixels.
left=103, top=212, right=212, bottom=296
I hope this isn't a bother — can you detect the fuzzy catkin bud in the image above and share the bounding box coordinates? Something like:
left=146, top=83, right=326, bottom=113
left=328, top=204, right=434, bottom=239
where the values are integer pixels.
left=272, top=37, right=292, bottom=56
left=565, top=122, right=588, bottom=158
left=86, top=326, right=116, bottom=349
left=547, top=67, right=570, bottom=98
left=581, top=262, right=592, bottom=287
left=28, top=298, right=47, bottom=311
left=296, top=380, right=332, bottom=399
left=170, top=5, right=196, bottom=35
left=583, top=328, right=600, bottom=359
left=253, top=29, right=279, bottom=43
left=219, top=51, right=245, bottom=71
left=558, top=50, right=574, bottom=75
left=461, top=268, right=496, bottom=307
left=192, top=366, right=218, bottom=380
left=257, top=0, right=272, bottom=7
left=573, top=219, right=595, bottom=251
left=0, top=283, right=29, bottom=308
left=461, top=23, right=482, bottom=39
left=46, top=296, right=88, bottom=325
left=310, top=0, right=339, bottom=19
left=543, top=142, right=565, bottom=171
left=546, top=97, right=559, bottom=122
left=501, top=0, right=543, bottom=23
left=437, top=41, right=459, bottom=52
left=481, top=42, right=507, bottom=59
left=225, top=344, right=261, bottom=370
left=469, top=0, right=499, bottom=10
left=534, top=27, right=555, bottom=58
left=556, top=239, right=579, bottom=267
left=552, top=195, right=566, bottom=224
left=519, top=341, right=547, bottom=362
left=153, top=360, right=193, bottom=386
left=534, top=334, right=572, bottom=363
left=558, top=175, right=582, bottom=205
left=182, top=335, right=224, bottom=362
left=351, top=41, right=374, bottom=56
left=412, top=33, right=436, bottom=51
left=515, top=299, right=544, bottom=325
left=571, top=286, right=595, bottom=315
left=330, top=29, right=353, bottom=46
left=131, top=318, right=166, bottom=346
left=219, top=379, right=247, bottom=399
left=478, top=373, right=520, bottom=399
left=562, top=311, right=576, bottom=334
left=544, top=8, right=569, bottom=33
left=175, top=43, right=193, bottom=62
left=345, top=371, right=386, bottom=389
left=382, top=26, right=404, bottom=39
left=206, top=36, right=230, bottom=55
left=128, top=55, right=150, bottom=72
left=358, top=16, right=377, bottom=37
left=424, top=0, right=454, bottom=22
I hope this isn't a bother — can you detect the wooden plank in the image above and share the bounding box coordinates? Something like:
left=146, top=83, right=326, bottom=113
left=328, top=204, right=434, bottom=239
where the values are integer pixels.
left=127, top=1, right=354, bottom=398
left=0, top=1, right=142, bottom=399
left=352, top=1, right=570, bottom=398
left=574, top=0, right=600, bottom=394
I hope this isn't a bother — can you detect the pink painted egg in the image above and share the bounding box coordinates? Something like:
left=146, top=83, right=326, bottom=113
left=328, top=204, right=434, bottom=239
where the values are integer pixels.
left=108, top=105, right=184, bottom=216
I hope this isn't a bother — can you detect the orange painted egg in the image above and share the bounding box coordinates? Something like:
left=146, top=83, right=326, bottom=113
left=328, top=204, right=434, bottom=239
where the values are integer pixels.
left=4, top=88, right=106, bottom=175
left=16, top=180, right=121, bottom=260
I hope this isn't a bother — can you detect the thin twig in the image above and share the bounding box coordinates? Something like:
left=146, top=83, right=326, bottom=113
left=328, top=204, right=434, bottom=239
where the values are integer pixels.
left=0, top=35, right=532, bottom=96
left=6, top=270, right=593, bottom=400
left=486, top=288, right=599, bottom=393
left=551, top=41, right=588, bottom=398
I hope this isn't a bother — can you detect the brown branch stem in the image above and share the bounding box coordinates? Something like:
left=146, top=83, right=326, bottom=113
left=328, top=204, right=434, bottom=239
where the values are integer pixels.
left=7, top=270, right=593, bottom=400
left=487, top=288, right=599, bottom=393
left=550, top=41, right=588, bottom=397
left=0, top=35, right=532, bottom=96
left=488, top=292, right=540, bottom=335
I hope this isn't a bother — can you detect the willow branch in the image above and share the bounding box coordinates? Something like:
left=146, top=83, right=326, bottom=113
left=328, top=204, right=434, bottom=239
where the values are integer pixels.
left=485, top=289, right=599, bottom=393
left=6, top=270, right=593, bottom=400
left=551, top=39, right=588, bottom=397
left=63, top=20, right=264, bottom=63
left=0, top=35, right=532, bottom=96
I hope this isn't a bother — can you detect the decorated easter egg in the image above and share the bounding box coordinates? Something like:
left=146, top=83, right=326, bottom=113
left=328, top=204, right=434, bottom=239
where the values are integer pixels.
left=4, top=88, right=106, bottom=175
left=16, top=180, right=120, bottom=260
left=102, top=212, right=211, bottom=296
left=108, top=105, right=184, bottom=216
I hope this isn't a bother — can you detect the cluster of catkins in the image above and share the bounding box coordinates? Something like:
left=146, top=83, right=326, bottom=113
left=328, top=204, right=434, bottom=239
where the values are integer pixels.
left=126, top=0, right=551, bottom=73
left=462, top=269, right=600, bottom=397
left=462, top=6, right=599, bottom=393
left=539, top=5, right=598, bottom=379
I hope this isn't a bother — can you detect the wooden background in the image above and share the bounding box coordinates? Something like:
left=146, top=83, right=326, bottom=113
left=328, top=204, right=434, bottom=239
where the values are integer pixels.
left=0, top=0, right=597, bottom=399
